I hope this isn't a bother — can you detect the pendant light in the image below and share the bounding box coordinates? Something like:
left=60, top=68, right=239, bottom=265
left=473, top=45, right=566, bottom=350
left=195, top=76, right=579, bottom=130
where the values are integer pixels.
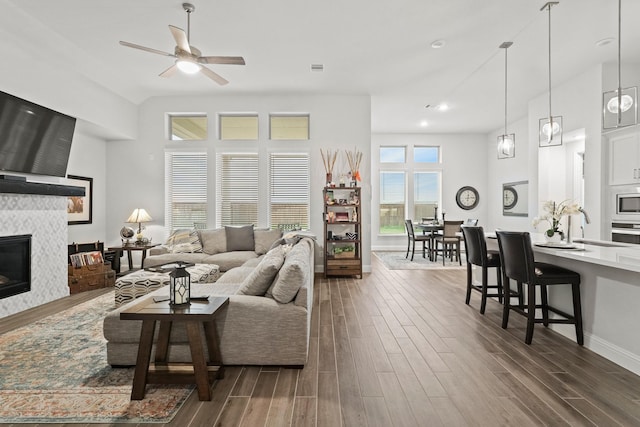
left=498, top=41, right=515, bottom=159
left=602, top=0, right=637, bottom=129
left=539, top=2, right=562, bottom=147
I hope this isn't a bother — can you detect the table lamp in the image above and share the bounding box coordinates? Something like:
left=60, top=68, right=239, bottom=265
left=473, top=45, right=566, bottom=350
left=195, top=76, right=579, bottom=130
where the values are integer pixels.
left=126, top=208, right=152, bottom=244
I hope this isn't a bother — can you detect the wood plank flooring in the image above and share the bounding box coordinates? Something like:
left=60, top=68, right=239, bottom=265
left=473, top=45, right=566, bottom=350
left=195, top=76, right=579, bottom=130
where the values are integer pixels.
left=2, top=254, right=640, bottom=426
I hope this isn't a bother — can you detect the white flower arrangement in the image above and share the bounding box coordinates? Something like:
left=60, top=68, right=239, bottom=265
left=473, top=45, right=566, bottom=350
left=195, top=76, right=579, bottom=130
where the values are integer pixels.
left=532, top=199, right=580, bottom=237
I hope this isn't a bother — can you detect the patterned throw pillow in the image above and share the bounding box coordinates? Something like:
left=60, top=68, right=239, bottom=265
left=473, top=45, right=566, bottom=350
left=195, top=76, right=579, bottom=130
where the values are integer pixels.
left=166, top=229, right=202, bottom=253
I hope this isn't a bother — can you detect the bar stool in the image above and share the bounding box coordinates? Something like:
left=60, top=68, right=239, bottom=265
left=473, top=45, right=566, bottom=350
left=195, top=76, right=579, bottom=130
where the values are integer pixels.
left=460, top=226, right=502, bottom=314
left=495, top=231, right=583, bottom=345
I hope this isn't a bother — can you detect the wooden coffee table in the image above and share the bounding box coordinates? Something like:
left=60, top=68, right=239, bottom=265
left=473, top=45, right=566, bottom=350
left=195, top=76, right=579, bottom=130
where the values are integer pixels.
left=120, top=295, right=229, bottom=401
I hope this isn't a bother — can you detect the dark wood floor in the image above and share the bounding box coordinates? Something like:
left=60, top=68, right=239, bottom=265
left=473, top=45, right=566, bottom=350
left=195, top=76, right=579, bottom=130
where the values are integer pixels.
left=3, top=255, right=640, bottom=426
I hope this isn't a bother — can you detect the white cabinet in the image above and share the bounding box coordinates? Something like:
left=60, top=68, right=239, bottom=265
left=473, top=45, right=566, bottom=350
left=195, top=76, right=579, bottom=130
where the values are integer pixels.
left=609, top=133, right=640, bottom=185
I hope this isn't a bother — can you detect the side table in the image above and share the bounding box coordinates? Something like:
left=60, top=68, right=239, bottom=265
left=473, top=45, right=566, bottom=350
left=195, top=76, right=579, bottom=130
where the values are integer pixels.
left=107, top=243, right=159, bottom=274
left=120, top=295, right=229, bottom=401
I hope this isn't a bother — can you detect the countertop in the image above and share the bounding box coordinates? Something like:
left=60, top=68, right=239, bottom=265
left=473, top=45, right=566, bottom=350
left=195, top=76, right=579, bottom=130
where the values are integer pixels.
left=487, top=233, right=640, bottom=273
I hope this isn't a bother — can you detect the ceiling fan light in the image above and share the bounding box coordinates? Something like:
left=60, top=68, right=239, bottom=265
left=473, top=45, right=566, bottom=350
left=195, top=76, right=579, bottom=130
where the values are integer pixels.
left=176, top=59, right=201, bottom=74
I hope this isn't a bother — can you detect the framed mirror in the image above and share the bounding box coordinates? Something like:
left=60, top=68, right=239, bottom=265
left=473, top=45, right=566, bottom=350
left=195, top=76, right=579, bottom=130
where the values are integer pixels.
left=503, top=180, right=528, bottom=217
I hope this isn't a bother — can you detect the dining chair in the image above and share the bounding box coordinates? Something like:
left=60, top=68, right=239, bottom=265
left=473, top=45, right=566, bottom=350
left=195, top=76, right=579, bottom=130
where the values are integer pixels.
left=495, top=230, right=583, bottom=345
left=465, top=218, right=479, bottom=226
left=433, top=220, right=464, bottom=265
left=460, top=226, right=502, bottom=314
left=404, top=219, right=430, bottom=261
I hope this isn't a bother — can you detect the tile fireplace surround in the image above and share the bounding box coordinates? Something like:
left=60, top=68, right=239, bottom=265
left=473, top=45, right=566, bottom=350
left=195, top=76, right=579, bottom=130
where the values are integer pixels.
left=0, top=193, right=70, bottom=318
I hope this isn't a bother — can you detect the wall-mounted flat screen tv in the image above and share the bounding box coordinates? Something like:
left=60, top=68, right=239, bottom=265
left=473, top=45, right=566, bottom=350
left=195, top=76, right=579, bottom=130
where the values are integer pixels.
left=0, top=90, right=76, bottom=178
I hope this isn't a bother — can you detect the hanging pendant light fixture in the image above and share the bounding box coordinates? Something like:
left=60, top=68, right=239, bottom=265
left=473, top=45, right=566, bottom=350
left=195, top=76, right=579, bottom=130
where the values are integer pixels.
left=602, top=0, right=637, bottom=129
left=498, top=41, right=515, bottom=159
left=539, top=2, right=562, bottom=147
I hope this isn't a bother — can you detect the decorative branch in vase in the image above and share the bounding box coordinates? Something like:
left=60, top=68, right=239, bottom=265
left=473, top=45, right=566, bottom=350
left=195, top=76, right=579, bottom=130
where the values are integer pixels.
left=532, top=199, right=580, bottom=242
left=320, top=149, right=338, bottom=185
left=345, top=148, right=363, bottom=186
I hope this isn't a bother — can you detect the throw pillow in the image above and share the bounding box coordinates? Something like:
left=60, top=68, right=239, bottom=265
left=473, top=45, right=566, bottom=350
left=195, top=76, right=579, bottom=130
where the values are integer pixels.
left=170, top=242, right=201, bottom=253
left=199, top=228, right=227, bottom=254
left=166, top=229, right=202, bottom=253
left=225, top=225, right=255, bottom=251
left=254, top=229, right=283, bottom=255
left=269, top=241, right=309, bottom=303
left=237, top=246, right=286, bottom=296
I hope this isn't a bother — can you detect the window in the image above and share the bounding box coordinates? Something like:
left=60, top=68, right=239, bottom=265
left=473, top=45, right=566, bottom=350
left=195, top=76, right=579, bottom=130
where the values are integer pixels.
left=414, top=146, right=439, bottom=163
left=380, top=146, right=406, bottom=163
left=379, top=171, right=406, bottom=234
left=414, top=172, right=440, bottom=219
left=269, top=153, right=310, bottom=229
left=270, top=115, right=310, bottom=140
left=169, top=114, right=207, bottom=140
left=165, top=152, right=207, bottom=231
left=219, top=114, right=259, bottom=140
left=216, top=153, right=259, bottom=226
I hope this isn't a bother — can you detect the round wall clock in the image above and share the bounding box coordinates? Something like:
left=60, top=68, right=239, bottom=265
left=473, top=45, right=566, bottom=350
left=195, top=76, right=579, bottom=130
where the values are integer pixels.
left=503, top=186, right=518, bottom=210
left=455, top=186, right=479, bottom=210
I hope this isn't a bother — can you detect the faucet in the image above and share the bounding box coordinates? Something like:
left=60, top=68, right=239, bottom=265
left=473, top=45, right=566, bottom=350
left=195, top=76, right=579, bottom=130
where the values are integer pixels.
left=567, top=207, right=591, bottom=244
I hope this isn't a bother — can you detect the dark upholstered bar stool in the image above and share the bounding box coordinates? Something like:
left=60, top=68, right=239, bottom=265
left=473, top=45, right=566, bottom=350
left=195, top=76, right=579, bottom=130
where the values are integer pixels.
left=404, top=219, right=430, bottom=261
left=461, top=226, right=503, bottom=314
left=496, top=231, right=584, bottom=345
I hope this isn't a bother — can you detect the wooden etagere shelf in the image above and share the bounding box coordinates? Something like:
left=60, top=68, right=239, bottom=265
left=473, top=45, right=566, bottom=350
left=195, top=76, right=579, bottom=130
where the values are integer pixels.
left=323, top=185, right=362, bottom=278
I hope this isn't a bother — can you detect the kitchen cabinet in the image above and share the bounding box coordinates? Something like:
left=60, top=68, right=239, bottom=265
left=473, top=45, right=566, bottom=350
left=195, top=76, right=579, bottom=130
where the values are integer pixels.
left=609, top=133, right=640, bottom=185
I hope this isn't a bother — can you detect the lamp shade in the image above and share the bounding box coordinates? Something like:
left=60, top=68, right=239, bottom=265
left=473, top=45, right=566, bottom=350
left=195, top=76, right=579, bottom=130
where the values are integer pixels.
left=126, top=208, right=152, bottom=224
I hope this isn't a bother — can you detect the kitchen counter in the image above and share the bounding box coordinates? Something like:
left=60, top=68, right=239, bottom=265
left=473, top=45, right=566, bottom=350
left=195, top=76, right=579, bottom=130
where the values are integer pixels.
left=486, top=233, right=640, bottom=376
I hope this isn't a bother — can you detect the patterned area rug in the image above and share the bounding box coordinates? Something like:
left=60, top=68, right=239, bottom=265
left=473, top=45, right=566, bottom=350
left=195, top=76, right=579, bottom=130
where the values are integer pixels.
left=374, top=251, right=466, bottom=270
left=0, top=291, right=193, bottom=424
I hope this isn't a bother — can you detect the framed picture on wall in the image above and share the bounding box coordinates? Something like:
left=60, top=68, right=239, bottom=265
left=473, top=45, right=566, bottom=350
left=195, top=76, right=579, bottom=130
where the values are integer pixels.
left=67, top=175, right=93, bottom=225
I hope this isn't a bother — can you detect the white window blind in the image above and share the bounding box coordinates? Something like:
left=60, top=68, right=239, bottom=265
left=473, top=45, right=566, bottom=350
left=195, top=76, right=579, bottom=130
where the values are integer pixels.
left=216, top=153, right=259, bottom=226
left=269, top=153, right=310, bottom=229
left=165, top=152, right=208, bottom=231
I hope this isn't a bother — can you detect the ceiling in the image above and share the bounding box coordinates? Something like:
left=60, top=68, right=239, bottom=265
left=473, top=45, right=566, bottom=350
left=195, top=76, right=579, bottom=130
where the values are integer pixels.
left=3, top=0, right=640, bottom=134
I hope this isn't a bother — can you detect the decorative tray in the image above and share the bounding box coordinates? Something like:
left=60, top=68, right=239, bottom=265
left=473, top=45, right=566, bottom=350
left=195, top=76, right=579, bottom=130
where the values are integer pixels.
left=534, top=242, right=577, bottom=249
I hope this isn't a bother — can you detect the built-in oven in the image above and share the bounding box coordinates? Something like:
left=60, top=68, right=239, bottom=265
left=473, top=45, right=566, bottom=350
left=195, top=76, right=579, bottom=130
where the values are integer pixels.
left=612, top=222, right=640, bottom=244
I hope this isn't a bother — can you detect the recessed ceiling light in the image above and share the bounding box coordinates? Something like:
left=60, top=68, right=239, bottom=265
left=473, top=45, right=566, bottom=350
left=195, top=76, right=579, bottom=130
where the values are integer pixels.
left=420, top=120, right=429, bottom=127
left=431, top=39, right=446, bottom=49
left=595, top=37, right=615, bottom=47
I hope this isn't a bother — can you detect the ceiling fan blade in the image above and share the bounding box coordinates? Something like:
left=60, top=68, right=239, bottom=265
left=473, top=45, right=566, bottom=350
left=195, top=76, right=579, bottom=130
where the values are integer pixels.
left=200, top=66, right=229, bottom=85
left=159, top=64, right=178, bottom=78
left=198, top=56, right=246, bottom=65
left=168, top=25, right=191, bottom=53
left=119, top=41, right=175, bottom=57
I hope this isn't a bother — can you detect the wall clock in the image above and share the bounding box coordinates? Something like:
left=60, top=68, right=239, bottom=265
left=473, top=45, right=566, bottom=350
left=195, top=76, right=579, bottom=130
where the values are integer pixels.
left=503, top=186, right=518, bottom=210
left=455, top=186, right=479, bottom=210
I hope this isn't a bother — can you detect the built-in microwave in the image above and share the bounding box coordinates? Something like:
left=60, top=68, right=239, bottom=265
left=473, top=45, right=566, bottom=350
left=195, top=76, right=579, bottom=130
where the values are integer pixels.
left=616, top=193, right=640, bottom=215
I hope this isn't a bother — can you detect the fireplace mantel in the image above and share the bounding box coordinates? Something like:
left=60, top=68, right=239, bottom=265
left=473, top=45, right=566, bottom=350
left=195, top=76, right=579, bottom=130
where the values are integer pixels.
left=0, top=180, right=84, bottom=197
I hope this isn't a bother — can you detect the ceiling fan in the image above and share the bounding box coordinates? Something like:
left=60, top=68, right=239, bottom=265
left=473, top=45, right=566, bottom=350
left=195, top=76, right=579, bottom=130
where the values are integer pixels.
left=119, top=2, right=245, bottom=85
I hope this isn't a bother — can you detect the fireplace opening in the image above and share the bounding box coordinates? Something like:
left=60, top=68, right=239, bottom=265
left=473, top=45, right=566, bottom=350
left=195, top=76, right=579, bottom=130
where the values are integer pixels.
left=0, top=234, right=31, bottom=299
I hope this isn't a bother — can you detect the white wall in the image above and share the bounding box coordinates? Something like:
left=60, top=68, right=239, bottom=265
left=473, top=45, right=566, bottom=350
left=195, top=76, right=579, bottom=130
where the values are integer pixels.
left=105, top=94, right=372, bottom=272
left=371, top=133, right=487, bottom=251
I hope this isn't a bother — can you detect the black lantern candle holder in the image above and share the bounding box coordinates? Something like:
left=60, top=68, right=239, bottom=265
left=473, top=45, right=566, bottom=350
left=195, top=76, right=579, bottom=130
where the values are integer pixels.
left=169, top=262, right=191, bottom=306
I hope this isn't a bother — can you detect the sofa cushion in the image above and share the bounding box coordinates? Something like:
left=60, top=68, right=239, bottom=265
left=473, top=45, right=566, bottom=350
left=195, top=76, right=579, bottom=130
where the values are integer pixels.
left=203, top=251, right=258, bottom=272
left=225, top=225, right=255, bottom=251
left=254, top=229, right=283, bottom=255
left=166, top=229, right=202, bottom=253
left=199, top=228, right=227, bottom=255
left=143, top=252, right=209, bottom=268
left=237, top=246, right=286, bottom=296
left=269, top=241, right=310, bottom=304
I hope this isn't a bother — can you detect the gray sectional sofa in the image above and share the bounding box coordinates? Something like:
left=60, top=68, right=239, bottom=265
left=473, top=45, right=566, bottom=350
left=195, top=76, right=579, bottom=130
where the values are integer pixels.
left=103, top=236, right=315, bottom=367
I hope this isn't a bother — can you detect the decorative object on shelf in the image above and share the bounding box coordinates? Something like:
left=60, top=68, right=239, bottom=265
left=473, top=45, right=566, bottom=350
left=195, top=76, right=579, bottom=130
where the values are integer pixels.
left=345, top=147, right=363, bottom=186
left=602, top=0, right=637, bottom=130
left=320, top=148, right=338, bottom=185
left=532, top=199, right=580, bottom=240
left=538, top=2, right=563, bottom=147
left=455, top=186, right=479, bottom=210
left=345, top=232, right=358, bottom=240
left=67, top=175, right=93, bottom=225
left=497, top=41, right=515, bottom=159
left=126, top=208, right=153, bottom=244
left=169, top=262, right=191, bottom=306
left=333, top=245, right=355, bottom=258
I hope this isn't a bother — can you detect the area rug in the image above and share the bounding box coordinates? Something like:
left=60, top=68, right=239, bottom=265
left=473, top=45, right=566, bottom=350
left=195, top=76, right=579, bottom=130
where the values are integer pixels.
left=374, top=251, right=466, bottom=270
left=0, top=291, right=193, bottom=424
